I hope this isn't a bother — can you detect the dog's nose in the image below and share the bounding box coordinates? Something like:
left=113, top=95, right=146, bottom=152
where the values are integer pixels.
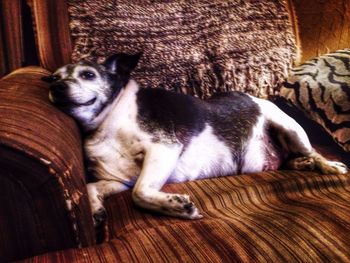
left=50, top=82, right=68, bottom=94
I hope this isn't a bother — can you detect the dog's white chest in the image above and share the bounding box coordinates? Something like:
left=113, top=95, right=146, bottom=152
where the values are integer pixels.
left=85, top=128, right=146, bottom=185
left=84, top=81, right=149, bottom=185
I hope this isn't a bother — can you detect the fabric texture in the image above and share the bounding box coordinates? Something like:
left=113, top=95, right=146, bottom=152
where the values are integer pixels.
left=67, top=0, right=296, bottom=99
left=21, top=170, right=350, bottom=263
left=0, top=67, right=95, bottom=262
left=280, top=49, right=350, bottom=152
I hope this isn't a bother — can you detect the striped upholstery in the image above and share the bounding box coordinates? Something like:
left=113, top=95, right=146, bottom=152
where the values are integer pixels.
left=0, top=67, right=95, bottom=262
left=21, top=170, right=350, bottom=262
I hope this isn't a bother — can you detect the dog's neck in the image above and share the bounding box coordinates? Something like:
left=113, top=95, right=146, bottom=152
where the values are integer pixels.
left=81, top=79, right=139, bottom=133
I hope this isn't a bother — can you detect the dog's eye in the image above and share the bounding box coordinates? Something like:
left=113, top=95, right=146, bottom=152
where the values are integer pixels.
left=52, top=75, right=61, bottom=81
left=42, top=74, right=60, bottom=83
left=80, top=71, right=96, bottom=80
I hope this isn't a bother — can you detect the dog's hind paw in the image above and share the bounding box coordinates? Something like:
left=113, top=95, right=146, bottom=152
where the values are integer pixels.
left=318, top=160, right=348, bottom=175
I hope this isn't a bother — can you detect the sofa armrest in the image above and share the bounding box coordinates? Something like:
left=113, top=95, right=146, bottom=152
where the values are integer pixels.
left=0, top=67, right=95, bottom=262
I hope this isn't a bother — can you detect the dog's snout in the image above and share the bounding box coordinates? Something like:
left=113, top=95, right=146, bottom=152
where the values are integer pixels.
left=50, top=82, right=68, bottom=94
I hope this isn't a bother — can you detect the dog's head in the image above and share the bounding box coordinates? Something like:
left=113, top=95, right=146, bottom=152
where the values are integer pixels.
left=42, top=53, right=141, bottom=127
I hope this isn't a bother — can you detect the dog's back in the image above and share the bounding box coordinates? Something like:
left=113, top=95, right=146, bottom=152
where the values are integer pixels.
left=137, top=89, right=261, bottom=147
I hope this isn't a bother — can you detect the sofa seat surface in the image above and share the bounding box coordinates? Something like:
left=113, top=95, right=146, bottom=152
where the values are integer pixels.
left=21, top=169, right=350, bottom=263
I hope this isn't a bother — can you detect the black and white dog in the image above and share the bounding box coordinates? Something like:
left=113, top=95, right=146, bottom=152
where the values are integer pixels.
left=43, top=53, right=348, bottom=225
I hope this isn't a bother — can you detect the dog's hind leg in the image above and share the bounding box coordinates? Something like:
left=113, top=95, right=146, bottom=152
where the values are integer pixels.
left=132, top=143, right=203, bottom=219
left=87, top=180, right=130, bottom=226
left=251, top=97, right=348, bottom=174
left=285, top=156, right=315, bottom=171
left=303, top=151, right=348, bottom=174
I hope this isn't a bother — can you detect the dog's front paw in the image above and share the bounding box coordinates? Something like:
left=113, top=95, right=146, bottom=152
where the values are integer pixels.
left=318, top=160, right=348, bottom=175
left=182, top=201, right=203, bottom=219
left=167, top=194, right=203, bottom=220
left=92, top=206, right=107, bottom=227
left=87, top=183, right=107, bottom=227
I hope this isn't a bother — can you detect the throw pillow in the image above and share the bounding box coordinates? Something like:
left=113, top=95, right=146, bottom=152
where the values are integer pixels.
left=280, top=49, right=350, bottom=152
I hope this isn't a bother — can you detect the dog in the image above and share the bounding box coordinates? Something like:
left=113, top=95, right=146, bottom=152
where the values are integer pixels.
left=42, top=53, right=348, bottom=225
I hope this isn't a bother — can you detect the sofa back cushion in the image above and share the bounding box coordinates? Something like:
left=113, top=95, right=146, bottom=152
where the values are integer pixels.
left=30, top=0, right=297, bottom=98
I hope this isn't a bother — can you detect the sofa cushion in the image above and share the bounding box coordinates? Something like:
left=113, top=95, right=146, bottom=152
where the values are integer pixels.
left=19, top=103, right=350, bottom=262
left=280, top=49, right=350, bottom=152
left=66, top=0, right=296, bottom=99
left=20, top=169, right=350, bottom=262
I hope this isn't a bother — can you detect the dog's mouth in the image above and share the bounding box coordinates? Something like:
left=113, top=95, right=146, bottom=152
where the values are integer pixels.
left=78, top=97, right=97, bottom=106
left=52, top=95, right=97, bottom=108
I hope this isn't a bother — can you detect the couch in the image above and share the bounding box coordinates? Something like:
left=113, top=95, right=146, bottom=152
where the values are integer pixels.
left=1, top=0, right=349, bottom=262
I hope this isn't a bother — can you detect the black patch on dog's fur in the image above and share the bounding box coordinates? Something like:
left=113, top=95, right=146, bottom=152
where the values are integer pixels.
left=136, top=88, right=207, bottom=145
left=205, top=92, right=260, bottom=162
left=136, top=88, right=260, bottom=163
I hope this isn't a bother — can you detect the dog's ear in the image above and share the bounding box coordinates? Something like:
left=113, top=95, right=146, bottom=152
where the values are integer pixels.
left=103, top=52, right=142, bottom=76
left=41, top=75, right=59, bottom=83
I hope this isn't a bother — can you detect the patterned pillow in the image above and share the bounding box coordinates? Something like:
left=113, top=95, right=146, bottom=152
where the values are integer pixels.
left=280, top=49, right=350, bottom=152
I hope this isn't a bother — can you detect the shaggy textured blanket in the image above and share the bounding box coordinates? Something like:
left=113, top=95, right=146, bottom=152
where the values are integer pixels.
left=67, top=0, right=296, bottom=98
